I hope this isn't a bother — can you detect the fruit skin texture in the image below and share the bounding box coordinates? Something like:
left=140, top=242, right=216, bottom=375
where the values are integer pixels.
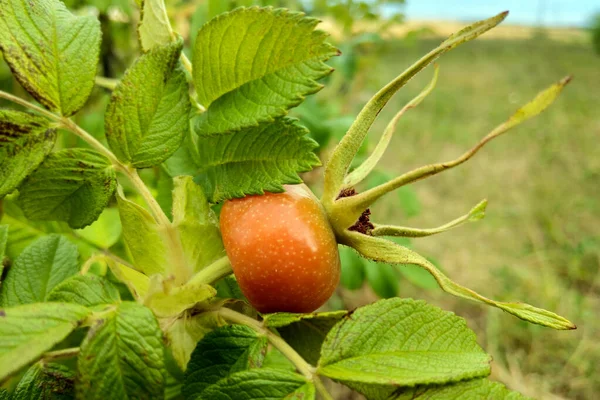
left=220, top=184, right=341, bottom=313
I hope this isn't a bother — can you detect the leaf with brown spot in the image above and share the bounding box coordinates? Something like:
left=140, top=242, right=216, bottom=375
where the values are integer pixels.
left=0, top=0, right=101, bottom=116
left=0, top=110, right=56, bottom=198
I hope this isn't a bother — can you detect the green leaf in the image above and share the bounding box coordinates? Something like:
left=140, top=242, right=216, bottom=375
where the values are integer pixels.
left=318, top=298, right=491, bottom=387
left=0, top=234, right=79, bottom=306
left=339, top=245, right=366, bottom=290
left=105, top=39, right=191, bottom=168
left=215, top=275, right=246, bottom=300
left=354, top=378, right=530, bottom=400
left=346, top=232, right=577, bottom=330
left=366, top=262, right=399, bottom=298
left=183, top=325, right=268, bottom=399
left=0, top=389, right=9, bottom=400
left=192, top=7, right=337, bottom=135
left=195, top=118, right=320, bottom=202
left=263, top=311, right=348, bottom=365
left=172, top=176, right=224, bottom=272
left=138, top=0, right=175, bottom=52
left=0, top=110, right=56, bottom=198
left=107, top=260, right=150, bottom=300
left=13, top=362, right=75, bottom=400
left=195, top=369, right=312, bottom=400
left=116, top=192, right=167, bottom=276
left=0, top=0, right=101, bottom=116
left=396, top=378, right=530, bottom=400
left=47, top=274, right=121, bottom=307
left=0, top=302, right=91, bottom=381
left=75, top=208, right=122, bottom=249
left=164, top=312, right=225, bottom=371
left=18, top=149, right=117, bottom=229
left=163, top=128, right=202, bottom=177
left=76, top=302, right=165, bottom=399
left=0, top=197, right=71, bottom=259
left=146, top=280, right=217, bottom=318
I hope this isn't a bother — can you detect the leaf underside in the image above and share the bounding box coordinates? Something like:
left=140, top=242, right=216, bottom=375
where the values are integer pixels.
left=18, top=149, right=117, bottom=229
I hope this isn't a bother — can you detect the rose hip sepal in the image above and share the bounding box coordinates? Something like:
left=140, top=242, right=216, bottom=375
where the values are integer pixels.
left=220, top=184, right=341, bottom=313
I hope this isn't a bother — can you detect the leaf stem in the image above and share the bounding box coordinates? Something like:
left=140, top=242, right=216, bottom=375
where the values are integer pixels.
left=42, top=347, right=80, bottom=362
left=216, top=307, right=333, bottom=399
left=95, top=76, right=118, bottom=90
left=188, top=256, right=233, bottom=285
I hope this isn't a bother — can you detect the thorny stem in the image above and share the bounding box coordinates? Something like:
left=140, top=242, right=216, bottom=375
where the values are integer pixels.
left=216, top=308, right=333, bottom=400
left=42, top=347, right=80, bottom=362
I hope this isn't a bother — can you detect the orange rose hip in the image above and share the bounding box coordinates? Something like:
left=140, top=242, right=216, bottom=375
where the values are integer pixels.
left=220, top=184, right=341, bottom=313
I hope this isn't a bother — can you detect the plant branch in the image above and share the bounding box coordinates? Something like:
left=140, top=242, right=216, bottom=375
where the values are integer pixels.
left=42, top=347, right=80, bottom=362
left=188, top=256, right=233, bottom=285
left=216, top=307, right=333, bottom=399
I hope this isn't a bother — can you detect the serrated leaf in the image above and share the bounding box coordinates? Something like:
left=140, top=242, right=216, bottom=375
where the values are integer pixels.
left=195, top=118, right=320, bottom=202
left=346, top=232, right=577, bottom=330
left=0, top=110, right=56, bottom=198
left=193, top=7, right=337, bottom=135
left=105, top=39, right=190, bottom=168
left=0, top=0, right=101, bottom=116
left=183, top=325, right=268, bottom=399
left=0, top=389, right=9, bottom=400
left=353, top=378, right=530, bottom=400
left=263, top=311, right=348, bottom=365
left=47, top=274, right=121, bottom=307
left=172, top=176, right=224, bottom=272
left=339, top=245, right=366, bottom=290
left=164, top=312, right=225, bottom=371
left=0, top=302, right=91, bottom=380
left=13, top=362, right=74, bottom=400
left=116, top=192, right=167, bottom=276
left=394, top=378, right=531, bottom=400
left=0, top=234, right=79, bottom=306
left=196, top=369, right=312, bottom=400
left=76, top=302, right=165, bottom=399
left=75, top=208, right=122, bottom=249
left=18, top=149, right=117, bottom=229
left=318, top=298, right=491, bottom=387
left=366, top=262, right=399, bottom=298
left=163, top=127, right=202, bottom=177
left=138, top=0, right=175, bottom=52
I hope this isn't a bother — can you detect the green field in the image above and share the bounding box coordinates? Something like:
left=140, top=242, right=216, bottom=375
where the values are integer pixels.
left=323, top=36, right=599, bottom=399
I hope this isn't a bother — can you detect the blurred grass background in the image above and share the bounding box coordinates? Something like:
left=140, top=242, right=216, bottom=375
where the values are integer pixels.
left=1, top=1, right=598, bottom=399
